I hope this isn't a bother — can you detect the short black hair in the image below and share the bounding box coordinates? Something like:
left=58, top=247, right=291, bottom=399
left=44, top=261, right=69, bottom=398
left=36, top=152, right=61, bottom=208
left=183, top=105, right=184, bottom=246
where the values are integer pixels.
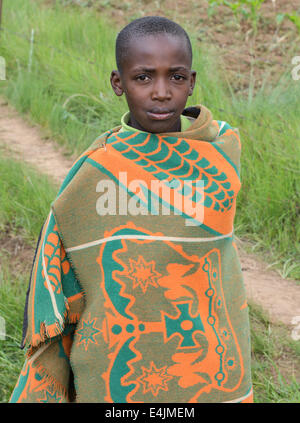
left=115, top=16, right=193, bottom=73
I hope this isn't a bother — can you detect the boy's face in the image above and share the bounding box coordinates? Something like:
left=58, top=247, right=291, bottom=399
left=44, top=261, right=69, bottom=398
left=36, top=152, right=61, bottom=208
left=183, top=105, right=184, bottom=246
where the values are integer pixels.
left=111, top=34, right=196, bottom=133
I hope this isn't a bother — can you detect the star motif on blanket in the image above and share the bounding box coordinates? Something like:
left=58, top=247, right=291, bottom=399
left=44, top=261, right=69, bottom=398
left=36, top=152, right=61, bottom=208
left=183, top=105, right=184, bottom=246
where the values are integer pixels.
left=127, top=255, right=161, bottom=293
left=76, top=314, right=102, bottom=351
left=137, top=361, right=173, bottom=397
left=38, top=389, right=63, bottom=403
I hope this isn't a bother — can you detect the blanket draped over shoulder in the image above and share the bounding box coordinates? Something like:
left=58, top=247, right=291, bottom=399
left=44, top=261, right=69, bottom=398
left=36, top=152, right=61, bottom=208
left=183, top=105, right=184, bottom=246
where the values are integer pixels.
left=10, top=105, right=253, bottom=403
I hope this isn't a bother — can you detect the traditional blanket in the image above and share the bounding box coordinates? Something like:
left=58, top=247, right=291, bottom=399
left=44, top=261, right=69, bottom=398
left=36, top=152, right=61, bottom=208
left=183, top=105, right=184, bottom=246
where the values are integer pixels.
left=10, top=105, right=253, bottom=403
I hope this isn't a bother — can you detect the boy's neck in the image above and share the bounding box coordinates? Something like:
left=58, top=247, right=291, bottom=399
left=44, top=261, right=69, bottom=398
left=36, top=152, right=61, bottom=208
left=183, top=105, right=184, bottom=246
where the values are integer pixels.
left=128, top=116, right=181, bottom=134
left=120, top=110, right=194, bottom=135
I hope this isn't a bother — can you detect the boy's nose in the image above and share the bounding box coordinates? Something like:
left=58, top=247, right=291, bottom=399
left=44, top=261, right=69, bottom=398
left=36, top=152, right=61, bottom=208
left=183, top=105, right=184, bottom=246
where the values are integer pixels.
left=151, top=78, right=171, bottom=101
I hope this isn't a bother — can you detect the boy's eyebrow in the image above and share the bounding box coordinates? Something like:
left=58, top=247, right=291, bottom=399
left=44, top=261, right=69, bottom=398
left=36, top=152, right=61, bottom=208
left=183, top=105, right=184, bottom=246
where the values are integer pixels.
left=131, top=65, right=189, bottom=73
left=169, top=66, right=189, bottom=72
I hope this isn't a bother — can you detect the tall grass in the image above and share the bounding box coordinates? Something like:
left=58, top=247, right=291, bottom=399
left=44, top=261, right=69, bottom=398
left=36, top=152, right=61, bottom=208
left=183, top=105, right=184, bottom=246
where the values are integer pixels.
left=0, top=153, right=58, bottom=244
left=0, top=0, right=126, bottom=156
left=0, top=155, right=58, bottom=402
left=249, top=301, right=300, bottom=403
left=232, top=80, right=300, bottom=279
left=0, top=260, right=28, bottom=402
left=0, top=0, right=299, bottom=279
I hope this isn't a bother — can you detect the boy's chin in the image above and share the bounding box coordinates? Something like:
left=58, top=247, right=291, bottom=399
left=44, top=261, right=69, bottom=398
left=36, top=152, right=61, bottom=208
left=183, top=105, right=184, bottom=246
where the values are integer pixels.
left=141, top=119, right=181, bottom=134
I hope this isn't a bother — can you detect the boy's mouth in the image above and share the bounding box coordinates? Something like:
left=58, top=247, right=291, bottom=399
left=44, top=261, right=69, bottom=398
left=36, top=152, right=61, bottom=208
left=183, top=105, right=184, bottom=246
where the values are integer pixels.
left=147, top=109, right=175, bottom=121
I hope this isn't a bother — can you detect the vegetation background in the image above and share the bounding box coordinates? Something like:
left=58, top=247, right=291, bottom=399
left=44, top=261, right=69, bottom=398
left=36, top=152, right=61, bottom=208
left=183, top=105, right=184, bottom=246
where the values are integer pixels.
left=0, top=0, right=299, bottom=403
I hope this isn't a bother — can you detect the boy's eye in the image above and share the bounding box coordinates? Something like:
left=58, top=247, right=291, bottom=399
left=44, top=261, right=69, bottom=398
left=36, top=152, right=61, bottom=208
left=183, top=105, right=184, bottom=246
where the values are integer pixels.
left=172, top=74, right=186, bottom=81
left=136, top=74, right=150, bottom=82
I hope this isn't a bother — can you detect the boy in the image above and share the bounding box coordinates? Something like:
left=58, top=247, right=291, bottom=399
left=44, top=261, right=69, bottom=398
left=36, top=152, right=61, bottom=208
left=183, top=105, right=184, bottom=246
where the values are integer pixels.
left=10, top=16, right=253, bottom=403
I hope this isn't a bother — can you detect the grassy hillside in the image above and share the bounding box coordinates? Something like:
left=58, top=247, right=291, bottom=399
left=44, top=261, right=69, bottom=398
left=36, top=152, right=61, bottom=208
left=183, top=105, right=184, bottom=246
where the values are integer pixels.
left=0, top=154, right=58, bottom=402
left=0, top=1, right=299, bottom=402
left=1, top=0, right=298, bottom=279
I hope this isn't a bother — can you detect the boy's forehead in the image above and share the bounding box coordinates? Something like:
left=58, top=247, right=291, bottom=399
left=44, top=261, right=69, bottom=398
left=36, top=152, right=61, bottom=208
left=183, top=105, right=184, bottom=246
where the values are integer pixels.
left=122, top=33, right=191, bottom=70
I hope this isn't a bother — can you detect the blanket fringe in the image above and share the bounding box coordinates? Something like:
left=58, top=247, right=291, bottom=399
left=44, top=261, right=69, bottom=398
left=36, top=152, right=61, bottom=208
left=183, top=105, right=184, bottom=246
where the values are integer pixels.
left=26, top=305, right=82, bottom=357
left=26, top=308, right=69, bottom=357
left=68, top=312, right=81, bottom=324
left=34, top=362, right=68, bottom=400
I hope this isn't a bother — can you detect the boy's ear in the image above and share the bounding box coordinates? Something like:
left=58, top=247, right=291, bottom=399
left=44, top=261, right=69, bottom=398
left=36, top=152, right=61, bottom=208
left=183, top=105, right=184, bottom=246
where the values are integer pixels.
left=189, top=70, right=196, bottom=96
left=110, top=70, right=124, bottom=96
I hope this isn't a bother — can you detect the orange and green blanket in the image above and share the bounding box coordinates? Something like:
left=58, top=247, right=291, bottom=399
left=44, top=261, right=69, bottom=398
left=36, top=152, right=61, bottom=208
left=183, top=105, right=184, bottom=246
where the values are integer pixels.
left=10, top=105, right=253, bottom=403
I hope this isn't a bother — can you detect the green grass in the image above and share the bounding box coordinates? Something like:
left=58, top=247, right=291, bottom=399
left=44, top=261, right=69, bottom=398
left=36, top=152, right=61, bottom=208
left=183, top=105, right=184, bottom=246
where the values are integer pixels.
left=1, top=0, right=298, bottom=279
left=249, top=301, right=300, bottom=403
left=0, top=0, right=299, bottom=404
left=0, top=259, right=28, bottom=402
left=0, top=151, right=59, bottom=244
left=0, top=153, right=57, bottom=401
left=0, top=0, right=125, bottom=157
left=0, top=0, right=299, bottom=400
left=233, top=81, right=300, bottom=279
left=0, top=155, right=59, bottom=402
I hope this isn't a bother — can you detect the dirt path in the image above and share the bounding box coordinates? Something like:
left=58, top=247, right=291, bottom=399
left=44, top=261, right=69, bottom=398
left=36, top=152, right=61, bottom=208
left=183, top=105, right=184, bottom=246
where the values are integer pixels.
left=0, top=99, right=76, bottom=185
left=1, top=98, right=299, bottom=340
